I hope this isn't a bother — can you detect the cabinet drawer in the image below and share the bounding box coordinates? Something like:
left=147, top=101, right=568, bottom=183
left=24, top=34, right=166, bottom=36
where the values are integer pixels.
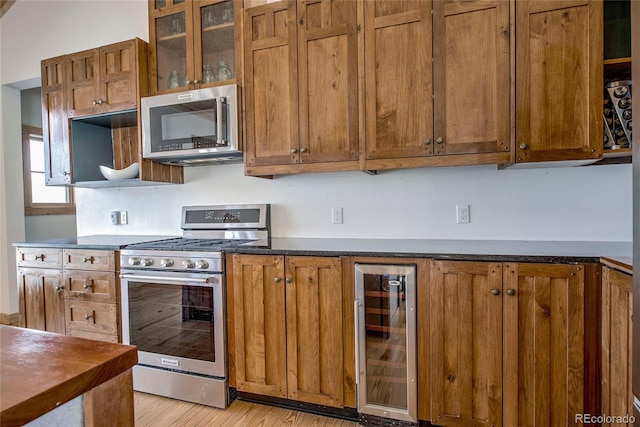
left=65, top=300, right=118, bottom=336
left=64, top=271, right=117, bottom=303
left=63, top=249, right=116, bottom=271
left=16, top=248, right=63, bottom=268
left=67, top=328, right=119, bottom=343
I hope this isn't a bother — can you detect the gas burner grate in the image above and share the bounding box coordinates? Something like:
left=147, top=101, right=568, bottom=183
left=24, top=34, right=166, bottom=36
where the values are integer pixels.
left=125, top=238, right=254, bottom=251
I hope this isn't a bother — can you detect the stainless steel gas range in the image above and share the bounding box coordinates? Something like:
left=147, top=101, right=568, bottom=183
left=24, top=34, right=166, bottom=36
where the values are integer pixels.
left=119, top=204, right=269, bottom=408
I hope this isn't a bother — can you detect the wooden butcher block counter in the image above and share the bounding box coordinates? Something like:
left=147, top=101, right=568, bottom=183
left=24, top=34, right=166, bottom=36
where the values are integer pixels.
left=0, top=325, right=137, bottom=426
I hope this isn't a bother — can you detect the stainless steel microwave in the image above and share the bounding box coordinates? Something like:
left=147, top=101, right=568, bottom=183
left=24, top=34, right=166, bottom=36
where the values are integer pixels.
left=141, top=85, right=241, bottom=166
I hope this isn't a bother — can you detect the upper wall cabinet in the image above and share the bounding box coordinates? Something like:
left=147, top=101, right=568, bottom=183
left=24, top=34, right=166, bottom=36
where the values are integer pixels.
left=515, top=0, right=602, bottom=164
left=148, top=0, right=240, bottom=94
left=42, top=56, right=71, bottom=186
left=41, top=39, right=183, bottom=187
left=67, top=40, right=142, bottom=118
left=242, top=0, right=359, bottom=177
left=362, top=0, right=512, bottom=171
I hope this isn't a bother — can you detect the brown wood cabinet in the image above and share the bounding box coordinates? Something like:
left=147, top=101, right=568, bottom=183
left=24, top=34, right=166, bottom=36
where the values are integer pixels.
left=429, top=260, right=599, bottom=426
left=362, top=0, right=512, bottom=171
left=41, top=39, right=183, bottom=186
left=63, top=249, right=120, bottom=343
left=42, top=56, right=71, bottom=186
left=228, top=253, right=345, bottom=407
left=243, top=0, right=359, bottom=176
left=515, top=0, right=602, bottom=163
left=148, top=0, right=240, bottom=95
left=601, top=265, right=633, bottom=426
left=67, top=40, right=142, bottom=118
left=429, top=261, right=503, bottom=426
left=16, top=247, right=65, bottom=334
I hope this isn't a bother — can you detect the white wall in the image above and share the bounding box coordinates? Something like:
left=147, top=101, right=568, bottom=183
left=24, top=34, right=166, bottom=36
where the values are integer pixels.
left=0, top=0, right=148, bottom=314
left=0, top=1, right=634, bottom=313
left=76, top=162, right=633, bottom=241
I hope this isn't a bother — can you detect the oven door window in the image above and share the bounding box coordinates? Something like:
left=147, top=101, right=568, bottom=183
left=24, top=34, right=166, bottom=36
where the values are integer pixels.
left=128, top=281, right=216, bottom=363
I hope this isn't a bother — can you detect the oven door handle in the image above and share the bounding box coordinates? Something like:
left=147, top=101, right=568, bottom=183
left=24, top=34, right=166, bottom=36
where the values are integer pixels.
left=120, top=273, right=217, bottom=285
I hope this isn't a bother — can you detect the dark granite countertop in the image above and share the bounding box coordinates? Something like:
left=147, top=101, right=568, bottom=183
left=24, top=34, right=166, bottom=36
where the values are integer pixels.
left=13, top=236, right=632, bottom=264
left=229, top=238, right=633, bottom=264
left=12, top=235, right=178, bottom=250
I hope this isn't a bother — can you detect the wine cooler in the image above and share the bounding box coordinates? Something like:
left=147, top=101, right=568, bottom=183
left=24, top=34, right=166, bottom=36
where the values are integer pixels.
left=354, top=264, right=417, bottom=425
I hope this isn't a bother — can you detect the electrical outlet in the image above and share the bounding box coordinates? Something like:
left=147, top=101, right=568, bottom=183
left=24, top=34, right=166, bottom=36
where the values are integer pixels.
left=456, top=204, right=470, bottom=224
left=120, top=211, right=128, bottom=225
left=110, top=211, right=120, bottom=225
left=332, top=207, right=343, bottom=224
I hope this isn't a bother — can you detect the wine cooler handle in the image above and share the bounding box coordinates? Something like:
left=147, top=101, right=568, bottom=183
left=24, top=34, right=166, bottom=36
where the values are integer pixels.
left=354, top=300, right=361, bottom=385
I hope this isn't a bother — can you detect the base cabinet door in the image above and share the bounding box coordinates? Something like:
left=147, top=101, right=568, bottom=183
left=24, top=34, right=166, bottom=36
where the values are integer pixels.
left=232, top=254, right=288, bottom=397
left=429, top=261, right=503, bottom=427
left=17, top=268, right=65, bottom=334
left=230, top=253, right=344, bottom=407
left=601, top=266, right=633, bottom=426
left=503, top=263, right=585, bottom=426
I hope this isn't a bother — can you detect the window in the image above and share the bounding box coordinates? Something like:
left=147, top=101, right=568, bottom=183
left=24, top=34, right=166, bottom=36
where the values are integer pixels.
left=22, top=125, right=75, bottom=215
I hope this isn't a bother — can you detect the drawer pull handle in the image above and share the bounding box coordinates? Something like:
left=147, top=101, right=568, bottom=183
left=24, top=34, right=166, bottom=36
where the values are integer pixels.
left=35, top=255, right=44, bottom=260
left=82, top=256, right=94, bottom=263
left=83, top=282, right=92, bottom=290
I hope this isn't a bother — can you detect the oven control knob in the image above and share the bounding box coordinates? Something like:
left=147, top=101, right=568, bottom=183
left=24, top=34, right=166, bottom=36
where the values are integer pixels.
left=161, top=258, right=174, bottom=268
left=196, top=260, right=209, bottom=269
left=182, top=259, right=195, bottom=269
left=141, top=258, right=154, bottom=267
left=128, top=257, right=141, bottom=266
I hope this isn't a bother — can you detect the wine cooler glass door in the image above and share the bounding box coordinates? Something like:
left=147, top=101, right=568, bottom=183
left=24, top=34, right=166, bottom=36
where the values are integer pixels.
left=355, top=264, right=417, bottom=423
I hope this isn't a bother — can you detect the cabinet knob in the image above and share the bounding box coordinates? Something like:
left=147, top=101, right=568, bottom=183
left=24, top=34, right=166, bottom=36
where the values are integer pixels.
left=436, top=137, right=444, bottom=144
left=93, top=100, right=98, bottom=106
left=506, top=289, right=516, bottom=296
left=55, top=286, right=64, bottom=292
left=83, top=282, right=92, bottom=290
left=424, top=138, right=431, bottom=145
left=286, top=277, right=292, bottom=284
left=63, top=171, right=70, bottom=176
left=300, top=147, right=307, bottom=153
left=491, top=288, right=500, bottom=296
left=186, top=80, right=192, bottom=85
left=84, top=314, right=93, bottom=321
left=193, top=79, right=199, bottom=85
left=519, top=143, right=528, bottom=150
left=290, top=148, right=298, bottom=154
left=274, top=277, right=281, bottom=283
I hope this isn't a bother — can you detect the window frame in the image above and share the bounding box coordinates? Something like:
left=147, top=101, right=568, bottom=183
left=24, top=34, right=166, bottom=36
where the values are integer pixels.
left=22, top=125, right=75, bottom=216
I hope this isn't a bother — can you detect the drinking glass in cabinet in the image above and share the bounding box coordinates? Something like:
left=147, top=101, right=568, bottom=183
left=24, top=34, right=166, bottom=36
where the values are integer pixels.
left=170, top=13, right=185, bottom=34
left=203, top=64, right=216, bottom=83
left=157, top=12, right=186, bottom=38
left=202, top=1, right=233, bottom=28
left=216, top=62, right=232, bottom=82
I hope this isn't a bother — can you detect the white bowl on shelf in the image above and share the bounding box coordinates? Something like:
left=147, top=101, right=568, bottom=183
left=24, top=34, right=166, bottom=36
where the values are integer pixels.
left=99, top=163, right=139, bottom=180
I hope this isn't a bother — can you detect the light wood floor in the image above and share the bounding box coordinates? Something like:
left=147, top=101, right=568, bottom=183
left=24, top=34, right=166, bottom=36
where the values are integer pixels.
left=134, top=392, right=359, bottom=427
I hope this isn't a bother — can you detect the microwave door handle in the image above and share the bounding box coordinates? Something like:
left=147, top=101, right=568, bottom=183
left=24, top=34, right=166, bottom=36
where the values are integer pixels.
left=216, top=97, right=224, bottom=146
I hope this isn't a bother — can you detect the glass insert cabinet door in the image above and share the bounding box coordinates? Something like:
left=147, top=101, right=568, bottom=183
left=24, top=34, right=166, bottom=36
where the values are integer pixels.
left=150, top=0, right=236, bottom=93
left=354, top=263, right=418, bottom=424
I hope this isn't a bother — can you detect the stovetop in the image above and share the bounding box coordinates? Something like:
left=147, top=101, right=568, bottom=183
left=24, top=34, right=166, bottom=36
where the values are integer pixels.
left=124, top=237, right=255, bottom=252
